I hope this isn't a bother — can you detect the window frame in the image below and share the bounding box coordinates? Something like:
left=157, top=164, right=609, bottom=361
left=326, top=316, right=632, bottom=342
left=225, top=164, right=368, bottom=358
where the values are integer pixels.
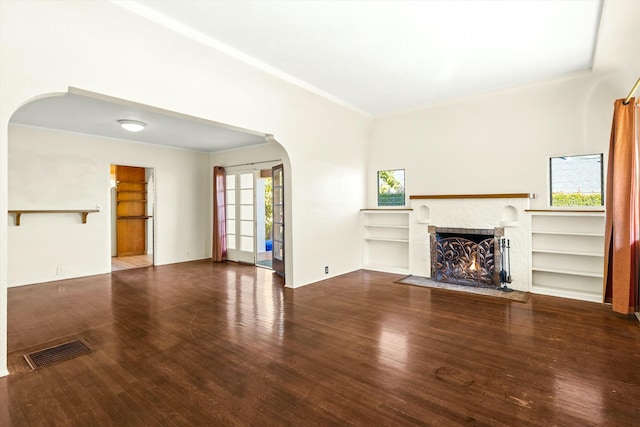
left=549, top=153, right=604, bottom=207
left=377, top=169, right=406, bottom=207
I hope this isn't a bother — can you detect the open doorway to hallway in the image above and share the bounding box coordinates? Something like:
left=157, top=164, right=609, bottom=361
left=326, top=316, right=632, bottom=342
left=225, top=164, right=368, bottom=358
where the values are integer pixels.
left=110, top=165, right=154, bottom=271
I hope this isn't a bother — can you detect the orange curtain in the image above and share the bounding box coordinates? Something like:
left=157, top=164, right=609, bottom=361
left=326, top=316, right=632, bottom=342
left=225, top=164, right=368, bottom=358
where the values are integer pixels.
left=212, top=166, right=227, bottom=262
left=603, top=98, right=639, bottom=315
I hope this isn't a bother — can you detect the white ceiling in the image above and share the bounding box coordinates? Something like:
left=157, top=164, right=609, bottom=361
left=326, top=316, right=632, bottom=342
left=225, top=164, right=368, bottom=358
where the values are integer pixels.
left=10, top=0, right=603, bottom=152
left=127, top=0, right=603, bottom=115
left=10, top=91, right=267, bottom=152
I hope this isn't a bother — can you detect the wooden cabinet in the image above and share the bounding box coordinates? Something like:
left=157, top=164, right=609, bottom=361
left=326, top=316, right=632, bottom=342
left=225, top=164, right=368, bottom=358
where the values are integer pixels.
left=115, top=166, right=149, bottom=256
left=528, top=211, right=604, bottom=302
left=362, top=209, right=411, bottom=274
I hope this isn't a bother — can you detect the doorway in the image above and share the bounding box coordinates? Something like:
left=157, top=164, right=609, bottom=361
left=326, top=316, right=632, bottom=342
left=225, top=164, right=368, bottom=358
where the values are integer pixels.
left=224, top=165, right=280, bottom=273
left=111, top=164, right=154, bottom=271
left=256, top=170, right=273, bottom=269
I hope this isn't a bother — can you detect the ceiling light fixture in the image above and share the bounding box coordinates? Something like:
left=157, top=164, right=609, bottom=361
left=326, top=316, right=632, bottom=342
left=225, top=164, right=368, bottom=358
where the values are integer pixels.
left=117, top=119, right=147, bottom=132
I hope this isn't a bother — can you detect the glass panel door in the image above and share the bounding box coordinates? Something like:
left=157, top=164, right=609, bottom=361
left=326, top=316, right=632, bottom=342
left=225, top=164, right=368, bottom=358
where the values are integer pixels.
left=225, top=173, right=238, bottom=261
left=272, top=164, right=285, bottom=278
left=225, top=170, right=255, bottom=264
left=238, top=172, right=255, bottom=264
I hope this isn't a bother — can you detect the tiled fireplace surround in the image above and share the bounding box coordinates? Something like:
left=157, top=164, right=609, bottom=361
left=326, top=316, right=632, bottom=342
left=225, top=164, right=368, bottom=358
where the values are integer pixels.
left=409, top=195, right=531, bottom=291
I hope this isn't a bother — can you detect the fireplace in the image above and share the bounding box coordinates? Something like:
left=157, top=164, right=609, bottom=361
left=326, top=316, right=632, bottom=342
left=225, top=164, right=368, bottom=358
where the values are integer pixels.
left=428, top=226, right=504, bottom=287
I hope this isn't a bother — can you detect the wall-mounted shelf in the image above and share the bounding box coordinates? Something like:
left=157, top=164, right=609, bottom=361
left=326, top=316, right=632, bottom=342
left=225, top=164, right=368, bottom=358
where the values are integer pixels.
left=9, top=209, right=99, bottom=226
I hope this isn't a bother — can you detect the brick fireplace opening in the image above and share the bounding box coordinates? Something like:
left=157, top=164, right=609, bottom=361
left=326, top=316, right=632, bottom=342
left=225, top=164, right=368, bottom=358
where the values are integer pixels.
left=428, top=226, right=504, bottom=287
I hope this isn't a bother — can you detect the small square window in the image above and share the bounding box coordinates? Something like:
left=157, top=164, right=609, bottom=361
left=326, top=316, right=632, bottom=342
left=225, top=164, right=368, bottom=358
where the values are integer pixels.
left=377, top=169, right=405, bottom=206
left=550, top=154, right=603, bottom=206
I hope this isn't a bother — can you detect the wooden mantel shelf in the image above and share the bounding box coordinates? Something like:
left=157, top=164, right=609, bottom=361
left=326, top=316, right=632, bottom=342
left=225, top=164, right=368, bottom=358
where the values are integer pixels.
left=410, top=193, right=536, bottom=200
left=360, top=208, right=413, bottom=211
left=8, top=209, right=100, bottom=226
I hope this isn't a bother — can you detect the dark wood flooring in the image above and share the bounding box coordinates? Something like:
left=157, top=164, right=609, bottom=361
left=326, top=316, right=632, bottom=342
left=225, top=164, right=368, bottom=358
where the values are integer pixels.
left=1, top=261, right=639, bottom=426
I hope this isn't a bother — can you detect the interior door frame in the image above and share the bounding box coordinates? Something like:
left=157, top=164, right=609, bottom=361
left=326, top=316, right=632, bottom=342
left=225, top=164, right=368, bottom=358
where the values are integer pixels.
left=271, top=164, right=284, bottom=278
left=110, top=164, right=155, bottom=265
left=224, top=162, right=282, bottom=268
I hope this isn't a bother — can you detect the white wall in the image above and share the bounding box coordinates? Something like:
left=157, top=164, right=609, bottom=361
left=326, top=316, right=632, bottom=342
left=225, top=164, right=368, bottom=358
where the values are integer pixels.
left=0, top=0, right=370, bottom=375
left=368, top=1, right=640, bottom=209
left=367, top=0, right=640, bottom=291
left=8, top=125, right=211, bottom=286
left=410, top=197, right=530, bottom=291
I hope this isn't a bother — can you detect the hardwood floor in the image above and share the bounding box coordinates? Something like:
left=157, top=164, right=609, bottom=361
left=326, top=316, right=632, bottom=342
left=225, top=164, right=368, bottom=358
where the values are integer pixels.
left=2, top=261, right=639, bottom=426
left=111, top=254, right=153, bottom=271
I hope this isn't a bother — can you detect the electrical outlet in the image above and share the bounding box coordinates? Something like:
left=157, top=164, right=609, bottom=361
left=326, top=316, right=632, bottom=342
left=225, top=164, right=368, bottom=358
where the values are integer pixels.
left=325, top=266, right=329, bottom=274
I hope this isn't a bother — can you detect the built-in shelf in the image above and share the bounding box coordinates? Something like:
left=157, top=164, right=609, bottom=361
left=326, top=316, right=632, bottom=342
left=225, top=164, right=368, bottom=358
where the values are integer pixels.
left=531, top=267, right=604, bottom=278
left=529, top=211, right=605, bottom=302
left=362, top=210, right=411, bottom=274
left=526, top=285, right=603, bottom=304
left=531, top=230, right=604, bottom=237
left=531, top=249, right=603, bottom=257
left=526, top=209, right=605, bottom=213
left=364, top=237, right=410, bottom=243
left=9, top=209, right=100, bottom=226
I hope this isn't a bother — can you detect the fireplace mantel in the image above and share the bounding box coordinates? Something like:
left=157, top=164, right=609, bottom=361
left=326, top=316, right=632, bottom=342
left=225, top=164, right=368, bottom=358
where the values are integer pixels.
left=408, top=196, right=530, bottom=289
left=410, top=193, right=535, bottom=200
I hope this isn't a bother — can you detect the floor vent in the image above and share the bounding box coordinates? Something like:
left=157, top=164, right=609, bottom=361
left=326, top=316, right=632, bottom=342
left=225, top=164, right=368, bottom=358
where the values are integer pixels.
left=23, top=339, right=94, bottom=370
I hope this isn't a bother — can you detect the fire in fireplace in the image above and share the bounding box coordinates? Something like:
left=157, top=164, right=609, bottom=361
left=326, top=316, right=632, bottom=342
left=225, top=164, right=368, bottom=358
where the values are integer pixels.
left=428, top=226, right=504, bottom=288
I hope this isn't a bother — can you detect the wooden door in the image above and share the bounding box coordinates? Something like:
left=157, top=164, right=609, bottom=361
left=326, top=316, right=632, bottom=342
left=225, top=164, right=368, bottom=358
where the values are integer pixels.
left=116, top=165, right=147, bottom=256
left=272, top=164, right=284, bottom=278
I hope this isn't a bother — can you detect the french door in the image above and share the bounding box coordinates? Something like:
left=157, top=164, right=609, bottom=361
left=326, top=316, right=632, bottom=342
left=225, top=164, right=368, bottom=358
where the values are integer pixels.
left=225, top=170, right=255, bottom=264
left=272, top=164, right=285, bottom=278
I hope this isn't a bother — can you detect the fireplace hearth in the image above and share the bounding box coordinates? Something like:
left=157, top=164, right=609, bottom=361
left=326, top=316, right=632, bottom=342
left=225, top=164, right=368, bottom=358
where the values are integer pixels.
left=429, top=226, right=504, bottom=288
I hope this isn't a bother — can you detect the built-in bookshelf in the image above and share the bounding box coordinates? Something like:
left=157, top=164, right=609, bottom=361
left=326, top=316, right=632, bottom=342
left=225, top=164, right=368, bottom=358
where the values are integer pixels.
left=528, top=210, right=605, bottom=302
left=362, top=209, right=411, bottom=274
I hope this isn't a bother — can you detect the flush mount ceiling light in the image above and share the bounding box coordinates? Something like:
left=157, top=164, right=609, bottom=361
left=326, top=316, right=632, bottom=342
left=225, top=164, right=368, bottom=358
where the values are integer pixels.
left=117, top=119, right=146, bottom=132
